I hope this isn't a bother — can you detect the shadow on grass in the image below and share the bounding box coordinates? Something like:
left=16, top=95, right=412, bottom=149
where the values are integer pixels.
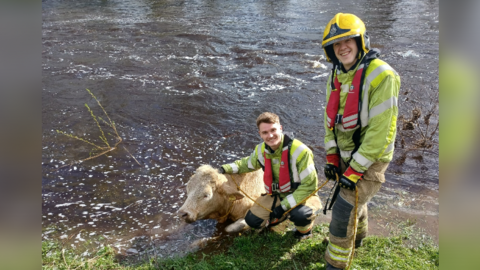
left=152, top=222, right=438, bottom=270
left=153, top=224, right=331, bottom=270
left=42, top=222, right=438, bottom=270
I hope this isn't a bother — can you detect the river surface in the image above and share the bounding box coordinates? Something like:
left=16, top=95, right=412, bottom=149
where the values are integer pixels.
left=42, top=0, right=439, bottom=260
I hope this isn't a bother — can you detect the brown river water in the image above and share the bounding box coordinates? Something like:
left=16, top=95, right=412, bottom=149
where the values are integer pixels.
left=42, top=0, right=438, bottom=260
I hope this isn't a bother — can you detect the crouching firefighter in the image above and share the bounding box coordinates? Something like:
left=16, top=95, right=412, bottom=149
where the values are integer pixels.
left=320, top=13, right=401, bottom=270
left=219, top=112, right=323, bottom=240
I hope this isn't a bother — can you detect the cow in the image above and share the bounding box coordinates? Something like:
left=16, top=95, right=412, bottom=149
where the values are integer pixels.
left=178, top=164, right=264, bottom=233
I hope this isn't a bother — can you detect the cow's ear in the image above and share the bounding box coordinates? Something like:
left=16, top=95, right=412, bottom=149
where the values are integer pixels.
left=219, top=181, right=245, bottom=201
left=209, top=179, right=217, bottom=190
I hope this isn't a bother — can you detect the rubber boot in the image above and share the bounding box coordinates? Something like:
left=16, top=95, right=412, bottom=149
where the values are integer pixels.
left=355, top=238, right=363, bottom=248
left=293, top=228, right=312, bottom=240
left=326, top=262, right=343, bottom=270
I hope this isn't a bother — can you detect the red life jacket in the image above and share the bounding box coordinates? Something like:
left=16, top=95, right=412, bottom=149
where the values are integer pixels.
left=263, top=146, right=291, bottom=195
left=326, top=64, right=365, bottom=131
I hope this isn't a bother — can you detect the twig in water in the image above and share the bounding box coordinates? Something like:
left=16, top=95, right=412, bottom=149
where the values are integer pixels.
left=55, top=88, right=132, bottom=170
left=123, top=145, right=141, bottom=166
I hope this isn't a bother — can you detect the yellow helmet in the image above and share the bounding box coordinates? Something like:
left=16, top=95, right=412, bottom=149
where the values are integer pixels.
left=322, top=13, right=370, bottom=63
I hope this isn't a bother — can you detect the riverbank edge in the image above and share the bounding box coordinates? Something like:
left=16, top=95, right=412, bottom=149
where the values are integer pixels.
left=42, top=222, right=439, bottom=269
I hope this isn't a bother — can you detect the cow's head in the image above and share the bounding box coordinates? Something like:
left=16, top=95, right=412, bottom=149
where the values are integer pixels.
left=178, top=165, right=244, bottom=223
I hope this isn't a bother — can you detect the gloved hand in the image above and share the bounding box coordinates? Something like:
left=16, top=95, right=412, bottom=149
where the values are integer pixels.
left=270, top=205, right=286, bottom=220
left=324, top=153, right=340, bottom=181
left=339, top=166, right=363, bottom=190
left=218, top=167, right=226, bottom=174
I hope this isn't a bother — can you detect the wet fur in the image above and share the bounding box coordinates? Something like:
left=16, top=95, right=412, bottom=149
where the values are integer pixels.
left=178, top=165, right=264, bottom=233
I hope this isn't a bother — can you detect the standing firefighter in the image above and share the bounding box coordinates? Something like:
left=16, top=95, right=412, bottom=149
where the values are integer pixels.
left=220, top=112, right=322, bottom=240
left=321, top=13, right=401, bottom=269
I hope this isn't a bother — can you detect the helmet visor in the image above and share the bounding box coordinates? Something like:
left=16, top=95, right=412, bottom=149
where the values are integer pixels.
left=322, top=34, right=361, bottom=48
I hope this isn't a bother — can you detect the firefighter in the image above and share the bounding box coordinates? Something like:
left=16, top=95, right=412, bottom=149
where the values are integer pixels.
left=220, top=112, right=322, bottom=240
left=321, top=13, right=401, bottom=269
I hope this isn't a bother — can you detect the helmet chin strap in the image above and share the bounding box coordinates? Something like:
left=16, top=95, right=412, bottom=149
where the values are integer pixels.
left=358, top=50, right=364, bottom=60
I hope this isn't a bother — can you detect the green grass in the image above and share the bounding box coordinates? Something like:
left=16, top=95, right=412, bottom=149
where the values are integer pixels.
left=42, top=223, right=439, bottom=270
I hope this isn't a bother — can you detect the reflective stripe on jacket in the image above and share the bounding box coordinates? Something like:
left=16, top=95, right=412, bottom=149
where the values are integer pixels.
left=324, top=57, right=401, bottom=173
left=222, top=135, right=318, bottom=210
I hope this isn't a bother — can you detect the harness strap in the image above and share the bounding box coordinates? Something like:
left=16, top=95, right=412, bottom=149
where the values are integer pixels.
left=323, top=180, right=338, bottom=215
left=271, top=182, right=300, bottom=192
left=271, top=194, right=278, bottom=212
left=328, top=184, right=341, bottom=211
left=330, top=50, right=379, bottom=166
left=269, top=194, right=281, bottom=225
left=261, top=134, right=298, bottom=194
left=263, top=152, right=274, bottom=194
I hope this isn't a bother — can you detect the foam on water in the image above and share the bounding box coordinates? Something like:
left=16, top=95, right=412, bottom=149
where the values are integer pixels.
left=42, top=0, right=439, bottom=257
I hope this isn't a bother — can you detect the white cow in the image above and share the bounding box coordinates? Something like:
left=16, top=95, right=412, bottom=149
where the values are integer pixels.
left=178, top=164, right=264, bottom=233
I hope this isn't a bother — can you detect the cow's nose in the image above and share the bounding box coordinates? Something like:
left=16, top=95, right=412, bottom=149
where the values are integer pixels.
left=177, top=209, right=188, bottom=219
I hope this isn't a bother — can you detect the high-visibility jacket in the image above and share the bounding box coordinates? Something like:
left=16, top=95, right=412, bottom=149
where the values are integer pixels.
left=324, top=56, right=401, bottom=174
left=222, top=135, right=318, bottom=210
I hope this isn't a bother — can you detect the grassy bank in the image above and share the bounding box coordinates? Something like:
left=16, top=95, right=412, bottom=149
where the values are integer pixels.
left=42, top=223, right=438, bottom=270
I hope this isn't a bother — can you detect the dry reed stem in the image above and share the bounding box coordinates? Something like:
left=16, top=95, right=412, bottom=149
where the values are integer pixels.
left=55, top=130, right=104, bottom=150
left=56, top=139, right=121, bottom=170
left=98, top=116, right=113, bottom=128
left=86, top=88, right=120, bottom=139
left=55, top=88, right=134, bottom=170
left=85, top=103, right=110, bottom=148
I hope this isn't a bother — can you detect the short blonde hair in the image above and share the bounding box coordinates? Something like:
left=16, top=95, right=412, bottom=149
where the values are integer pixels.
left=256, top=112, right=280, bottom=129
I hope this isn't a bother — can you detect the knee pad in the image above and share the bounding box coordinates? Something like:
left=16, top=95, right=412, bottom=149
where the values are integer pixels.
left=245, top=210, right=264, bottom=229
left=329, top=194, right=353, bottom=237
left=289, top=204, right=313, bottom=227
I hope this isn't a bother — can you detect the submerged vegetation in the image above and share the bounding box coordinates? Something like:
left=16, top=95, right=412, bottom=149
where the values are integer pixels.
left=55, top=88, right=140, bottom=168
left=42, top=223, right=439, bottom=270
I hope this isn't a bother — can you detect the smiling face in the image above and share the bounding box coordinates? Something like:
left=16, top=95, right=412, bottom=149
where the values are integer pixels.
left=333, top=38, right=359, bottom=70
left=258, top=122, right=283, bottom=151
